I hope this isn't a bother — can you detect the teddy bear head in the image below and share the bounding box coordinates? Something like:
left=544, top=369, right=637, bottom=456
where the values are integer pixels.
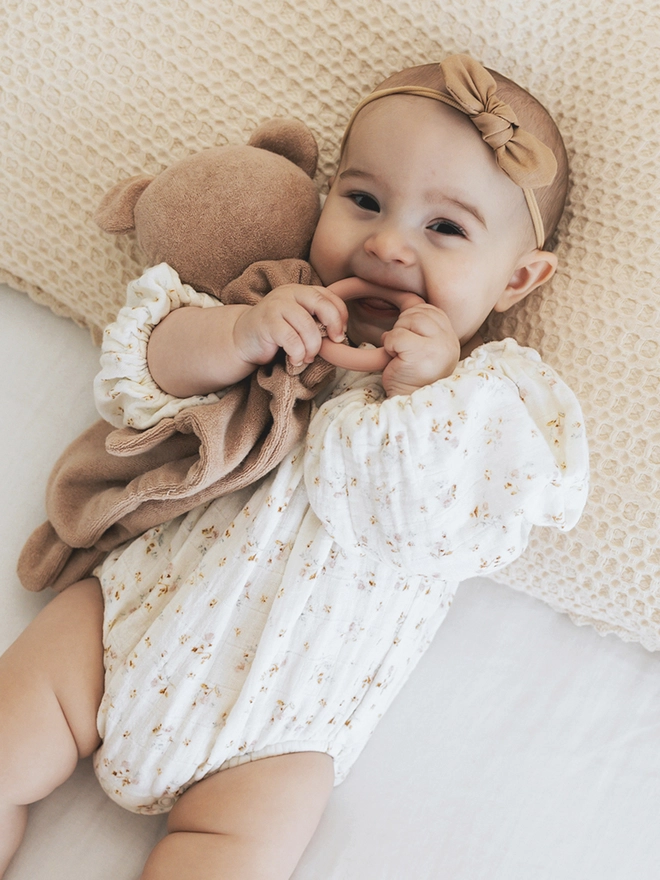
left=94, top=118, right=321, bottom=299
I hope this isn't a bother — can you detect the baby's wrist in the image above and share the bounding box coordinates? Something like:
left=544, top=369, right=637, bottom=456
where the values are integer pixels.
left=384, top=381, right=423, bottom=398
left=230, top=304, right=269, bottom=370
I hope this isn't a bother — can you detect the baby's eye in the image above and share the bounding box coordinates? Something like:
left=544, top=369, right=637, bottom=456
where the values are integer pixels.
left=350, top=192, right=380, bottom=212
left=428, top=219, right=465, bottom=237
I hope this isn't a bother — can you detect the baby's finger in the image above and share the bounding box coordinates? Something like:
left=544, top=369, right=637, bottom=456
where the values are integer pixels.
left=381, top=325, right=424, bottom=358
left=261, top=313, right=310, bottom=366
left=392, top=303, right=450, bottom=337
left=276, top=309, right=327, bottom=365
left=298, top=287, right=348, bottom=343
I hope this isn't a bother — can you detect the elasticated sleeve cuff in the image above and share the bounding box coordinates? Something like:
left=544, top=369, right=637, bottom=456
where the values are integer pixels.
left=94, top=263, right=228, bottom=429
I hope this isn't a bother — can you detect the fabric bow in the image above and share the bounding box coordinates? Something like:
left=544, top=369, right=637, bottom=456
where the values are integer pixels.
left=440, top=55, right=557, bottom=190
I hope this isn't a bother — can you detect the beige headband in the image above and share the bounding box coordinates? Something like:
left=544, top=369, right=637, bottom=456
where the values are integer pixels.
left=340, top=54, right=558, bottom=249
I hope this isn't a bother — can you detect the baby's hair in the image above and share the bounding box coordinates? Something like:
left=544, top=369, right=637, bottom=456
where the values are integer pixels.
left=487, top=69, right=569, bottom=247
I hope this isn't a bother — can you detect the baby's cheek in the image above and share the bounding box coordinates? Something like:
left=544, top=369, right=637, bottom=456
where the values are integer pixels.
left=309, top=222, right=345, bottom=285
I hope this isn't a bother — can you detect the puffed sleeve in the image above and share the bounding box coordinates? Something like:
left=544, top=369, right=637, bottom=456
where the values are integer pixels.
left=304, top=339, right=589, bottom=580
left=94, top=263, right=228, bottom=429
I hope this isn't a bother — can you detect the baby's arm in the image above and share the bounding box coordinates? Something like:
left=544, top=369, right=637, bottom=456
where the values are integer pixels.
left=304, top=342, right=589, bottom=581
left=148, top=284, right=349, bottom=398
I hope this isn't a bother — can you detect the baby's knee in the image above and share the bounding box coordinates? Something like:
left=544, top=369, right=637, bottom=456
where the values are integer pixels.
left=0, top=578, right=104, bottom=795
left=0, top=685, right=80, bottom=807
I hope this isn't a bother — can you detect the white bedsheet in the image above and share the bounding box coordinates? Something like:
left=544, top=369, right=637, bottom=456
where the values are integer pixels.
left=2, top=282, right=658, bottom=880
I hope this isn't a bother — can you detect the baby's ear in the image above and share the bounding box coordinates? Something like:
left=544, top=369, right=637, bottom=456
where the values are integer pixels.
left=249, top=119, right=318, bottom=179
left=494, top=250, right=558, bottom=312
left=94, top=174, right=154, bottom=234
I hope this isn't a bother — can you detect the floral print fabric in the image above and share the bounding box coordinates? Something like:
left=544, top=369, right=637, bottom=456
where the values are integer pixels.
left=93, top=281, right=588, bottom=814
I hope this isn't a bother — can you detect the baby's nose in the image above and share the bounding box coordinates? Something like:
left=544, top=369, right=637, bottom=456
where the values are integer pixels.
left=364, top=225, right=415, bottom=265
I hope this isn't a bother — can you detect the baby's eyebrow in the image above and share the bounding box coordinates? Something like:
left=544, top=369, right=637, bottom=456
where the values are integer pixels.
left=338, top=167, right=374, bottom=182
left=425, top=191, right=487, bottom=230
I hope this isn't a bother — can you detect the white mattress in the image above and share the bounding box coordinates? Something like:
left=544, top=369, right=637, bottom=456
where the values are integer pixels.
left=2, top=282, right=659, bottom=880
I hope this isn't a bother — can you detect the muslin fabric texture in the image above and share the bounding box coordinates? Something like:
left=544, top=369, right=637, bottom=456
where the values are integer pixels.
left=2, top=0, right=658, bottom=647
left=92, top=287, right=587, bottom=810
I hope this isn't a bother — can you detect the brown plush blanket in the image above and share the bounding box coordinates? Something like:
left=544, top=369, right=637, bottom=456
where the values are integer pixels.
left=18, top=259, right=335, bottom=592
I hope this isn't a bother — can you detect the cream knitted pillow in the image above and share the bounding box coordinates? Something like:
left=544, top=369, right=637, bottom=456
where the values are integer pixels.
left=2, top=0, right=658, bottom=648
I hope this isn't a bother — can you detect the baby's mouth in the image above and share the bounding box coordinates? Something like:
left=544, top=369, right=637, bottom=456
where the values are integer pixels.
left=352, top=297, right=401, bottom=320
left=351, top=274, right=423, bottom=307
left=359, top=296, right=401, bottom=312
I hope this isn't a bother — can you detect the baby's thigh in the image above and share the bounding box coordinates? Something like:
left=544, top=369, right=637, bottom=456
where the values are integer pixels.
left=0, top=577, right=103, bottom=815
left=160, top=752, right=334, bottom=879
left=0, top=577, right=104, bottom=765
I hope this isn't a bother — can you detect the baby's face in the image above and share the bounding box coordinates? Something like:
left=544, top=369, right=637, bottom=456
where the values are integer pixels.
left=310, top=95, right=534, bottom=347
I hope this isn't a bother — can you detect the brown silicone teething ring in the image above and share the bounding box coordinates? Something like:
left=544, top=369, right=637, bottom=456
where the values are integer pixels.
left=320, top=277, right=424, bottom=371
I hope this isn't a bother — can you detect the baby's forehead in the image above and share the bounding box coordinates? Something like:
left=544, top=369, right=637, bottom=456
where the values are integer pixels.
left=340, top=94, right=532, bottom=234
left=342, top=95, right=501, bottom=178
left=345, top=95, right=484, bottom=155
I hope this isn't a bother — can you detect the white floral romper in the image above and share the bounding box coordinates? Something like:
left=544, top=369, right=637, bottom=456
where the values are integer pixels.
left=92, top=265, right=589, bottom=813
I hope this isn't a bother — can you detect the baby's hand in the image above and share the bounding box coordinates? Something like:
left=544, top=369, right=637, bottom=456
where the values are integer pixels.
left=233, top=284, right=349, bottom=368
left=380, top=303, right=460, bottom=397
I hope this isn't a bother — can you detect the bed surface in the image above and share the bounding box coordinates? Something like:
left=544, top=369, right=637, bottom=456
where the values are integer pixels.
left=2, top=282, right=659, bottom=879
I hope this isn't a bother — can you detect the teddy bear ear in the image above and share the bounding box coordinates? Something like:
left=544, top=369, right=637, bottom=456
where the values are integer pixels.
left=248, top=118, right=318, bottom=179
left=94, top=174, right=154, bottom=234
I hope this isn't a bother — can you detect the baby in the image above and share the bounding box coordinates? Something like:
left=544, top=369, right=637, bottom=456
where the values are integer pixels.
left=0, top=55, right=588, bottom=880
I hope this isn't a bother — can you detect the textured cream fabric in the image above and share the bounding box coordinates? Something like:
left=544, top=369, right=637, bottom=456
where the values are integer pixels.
left=93, top=339, right=586, bottom=810
left=1, top=0, right=659, bottom=648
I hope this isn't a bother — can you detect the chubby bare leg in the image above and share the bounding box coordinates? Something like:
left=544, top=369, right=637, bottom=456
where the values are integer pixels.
left=0, top=578, right=104, bottom=877
left=140, top=751, right=335, bottom=880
